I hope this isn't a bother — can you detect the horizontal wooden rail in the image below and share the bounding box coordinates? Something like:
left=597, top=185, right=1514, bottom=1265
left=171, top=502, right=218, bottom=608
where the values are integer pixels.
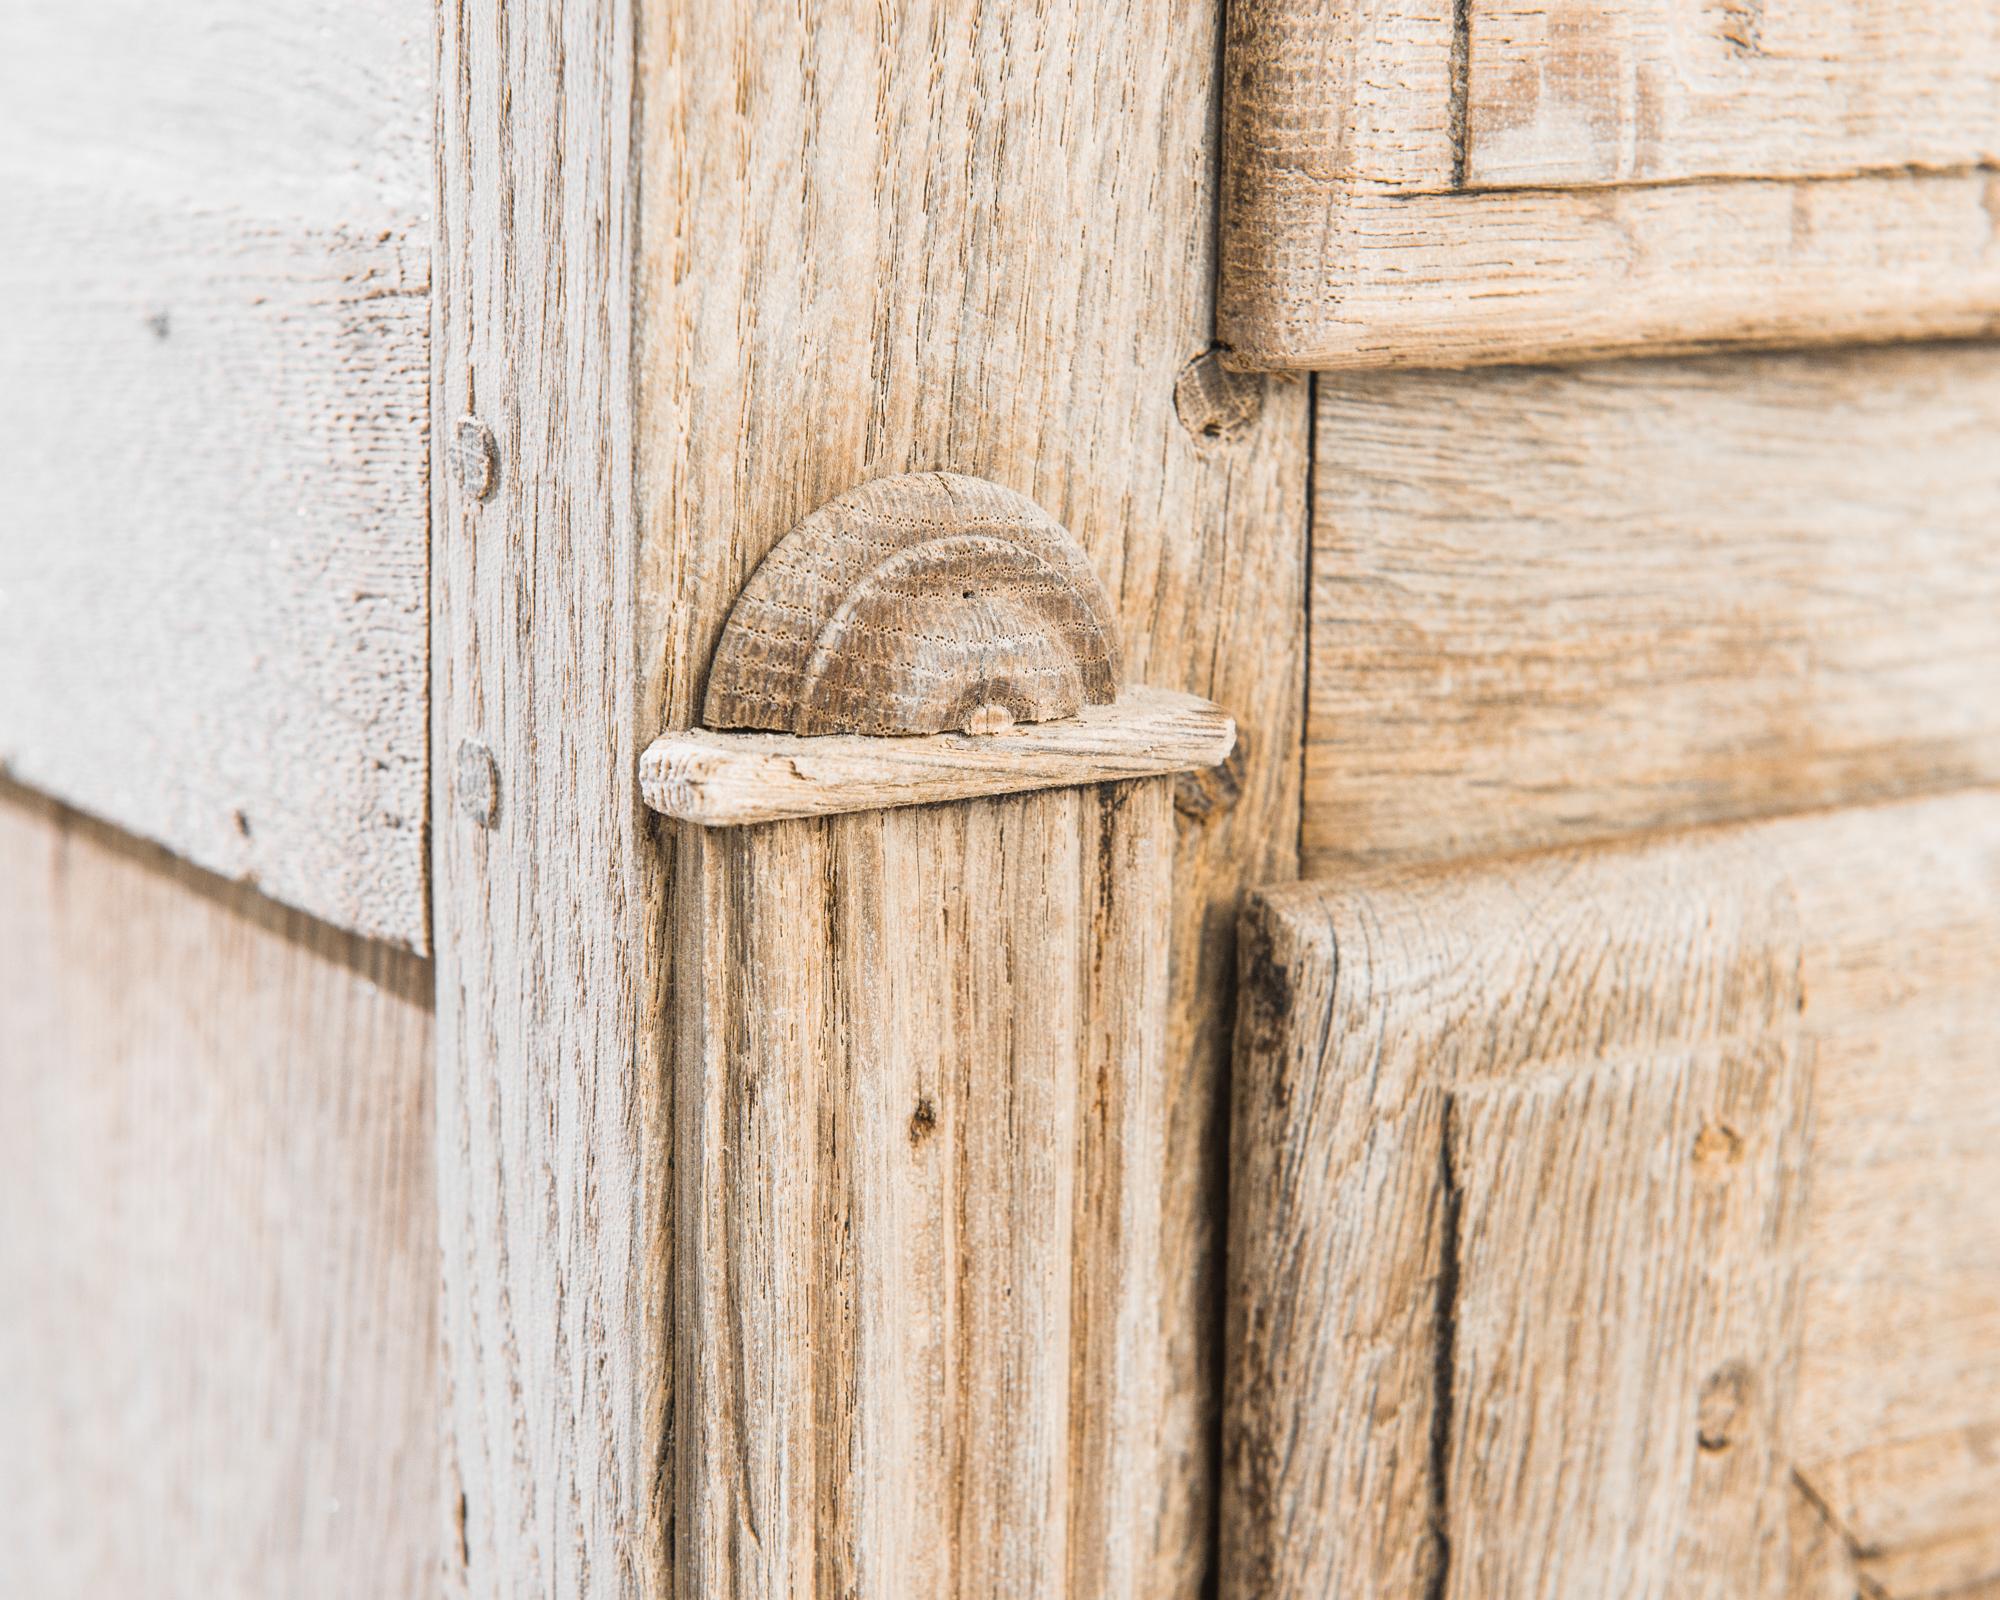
left=642, top=686, right=1233, bottom=825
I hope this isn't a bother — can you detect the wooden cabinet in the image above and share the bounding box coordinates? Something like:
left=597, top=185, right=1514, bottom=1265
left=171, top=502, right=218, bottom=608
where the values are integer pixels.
left=2, top=0, right=1995, bottom=1596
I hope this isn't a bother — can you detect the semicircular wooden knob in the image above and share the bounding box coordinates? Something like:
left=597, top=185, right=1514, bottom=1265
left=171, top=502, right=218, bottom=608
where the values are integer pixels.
left=701, top=472, right=1123, bottom=736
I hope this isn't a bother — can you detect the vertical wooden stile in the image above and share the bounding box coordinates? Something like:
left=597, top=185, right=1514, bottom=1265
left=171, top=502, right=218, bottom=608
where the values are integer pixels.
left=637, top=9, right=1312, bottom=1585
left=672, top=780, right=1173, bottom=1597
left=432, top=3, right=669, bottom=1595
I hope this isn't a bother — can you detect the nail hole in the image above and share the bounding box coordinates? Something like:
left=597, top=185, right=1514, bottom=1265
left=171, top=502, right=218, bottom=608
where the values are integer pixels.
left=1174, top=346, right=1267, bottom=444
left=1697, top=1363, right=1752, bottom=1452
left=1692, top=1120, right=1743, bottom=1168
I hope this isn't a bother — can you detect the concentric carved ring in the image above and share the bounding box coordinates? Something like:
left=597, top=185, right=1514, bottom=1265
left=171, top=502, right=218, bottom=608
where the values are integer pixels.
left=701, top=473, right=1123, bottom=737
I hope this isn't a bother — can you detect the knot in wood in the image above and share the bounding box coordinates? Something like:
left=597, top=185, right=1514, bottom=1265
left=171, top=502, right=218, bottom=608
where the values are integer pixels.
left=701, top=472, right=1122, bottom=737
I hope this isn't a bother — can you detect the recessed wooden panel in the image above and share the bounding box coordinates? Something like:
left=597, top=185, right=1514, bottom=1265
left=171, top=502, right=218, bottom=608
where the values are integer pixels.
left=1219, top=0, right=2000, bottom=367
left=1304, top=344, right=2000, bottom=877
left=1224, top=789, right=2000, bottom=1599
left=0, top=0, right=431, bottom=947
left=0, top=785, right=437, bottom=1598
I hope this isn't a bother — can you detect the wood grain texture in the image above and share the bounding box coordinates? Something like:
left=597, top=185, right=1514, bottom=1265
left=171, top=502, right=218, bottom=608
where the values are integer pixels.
left=638, top=3, right=1311, bottom=1589
left=431, top=2, right=668, bottom=1596
left=703, top=472, right=1122, bottom=737
left=673, top=781, right=1173, bottom=1597
left=1305, top=344, right=2000, bottom=877
left=0, top=0, right=431, bottom=947
left=1802, top=1426, right=2000, bottom=1598
left=0, top=782, right=436, bottom=1599
left=1225, top=790, right=2000, bottom=1600
left=1465, top=0, right=2000, bottom=188
left=643, top=686, right=1234, bottom=826
left=1218, top=0, right=2000, bottom=368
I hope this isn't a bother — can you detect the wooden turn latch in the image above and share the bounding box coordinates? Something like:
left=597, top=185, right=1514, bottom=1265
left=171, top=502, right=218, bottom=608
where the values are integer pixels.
left=639, top=470, right=1234, bottom=824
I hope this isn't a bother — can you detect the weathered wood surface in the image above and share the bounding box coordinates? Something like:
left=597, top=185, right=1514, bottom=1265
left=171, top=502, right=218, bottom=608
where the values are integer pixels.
left=1218, top=0, right=2000, bottom=367
left=0, top=783, right=437, bottom=1599
left=674, top=780, right=1172, bottom=1597
left=1465, top=0, right=2000, bottom=188
left=1304, top=345, right=2000, bottom=877
left=431, top=2, right=669, bottom=1596
left=0, top=0, right=431, bottom=947
left=1224, top=790, right=2000, bottom=1599
left=703, top=472, right=1122, bottom=737
left=643, top=687, right=1234, bottom=826
left=640, top=3, right=1310, bottom=1589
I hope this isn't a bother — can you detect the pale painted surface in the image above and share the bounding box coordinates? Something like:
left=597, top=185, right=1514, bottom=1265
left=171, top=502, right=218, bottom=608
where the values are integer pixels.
left=0, top=0, right=432, bottom=948
left=0, top=787, right=438, bottom=1599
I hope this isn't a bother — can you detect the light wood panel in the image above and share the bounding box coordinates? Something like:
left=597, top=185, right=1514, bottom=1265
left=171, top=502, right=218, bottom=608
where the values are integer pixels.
left=1224, top=790, right=2000, bottom=1599
left=0, top=0, right=431, bottom=947
left=1465, top=0, right=2000, bottom=188
left=430, top=2, right=671, bottom=1596
left=1304, top=344, right=2000, bottom=876
left=638, top=3, right=1311, bottom=1590
left=674, top=781, right=1172, bottom=1597
left=0, top=783, right=436, bottom=1599
left=1218, top=0, right=2000, bottom=367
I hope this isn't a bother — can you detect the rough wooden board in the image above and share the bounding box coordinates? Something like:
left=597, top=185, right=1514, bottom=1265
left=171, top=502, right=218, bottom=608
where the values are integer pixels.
left=0, top=783, right=437, bottom=1599
left=1305, top=345, right=2000, bottom=876
left=637, top=3, right=1311, bottom=1589
left=673, top=782, right=1172, bottom=1597
left=1446, top=1038, right=1810, bottom=1598
left=1857, top=1531, right=2000, bottom=1600
left=642, top=687, right=1234, bottom=825
left=431, top=2, right=667, bottom=1595
left=1218, top=0, right=2000, bottom=367
left=1465, top=0, right=2000, bottom=188
left=0, top=0, right=431, bottom=948
left=1224, top=790, right=2000, bottom=1599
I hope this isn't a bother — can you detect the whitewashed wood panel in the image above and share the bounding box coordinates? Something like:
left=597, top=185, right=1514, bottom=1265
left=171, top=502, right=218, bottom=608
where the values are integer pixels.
left=0, top=784, right=437, bottom=1599
left=0, top=0, right=431, bottom=948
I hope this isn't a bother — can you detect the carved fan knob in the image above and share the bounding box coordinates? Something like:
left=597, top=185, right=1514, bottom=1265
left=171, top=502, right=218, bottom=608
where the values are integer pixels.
left=701, top=472, right=1123, bottom=737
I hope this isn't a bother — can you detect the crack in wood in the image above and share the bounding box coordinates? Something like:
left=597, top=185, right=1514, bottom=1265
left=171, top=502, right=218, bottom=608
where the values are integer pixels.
left=1427, top=1095, right=1463, bottom=1600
